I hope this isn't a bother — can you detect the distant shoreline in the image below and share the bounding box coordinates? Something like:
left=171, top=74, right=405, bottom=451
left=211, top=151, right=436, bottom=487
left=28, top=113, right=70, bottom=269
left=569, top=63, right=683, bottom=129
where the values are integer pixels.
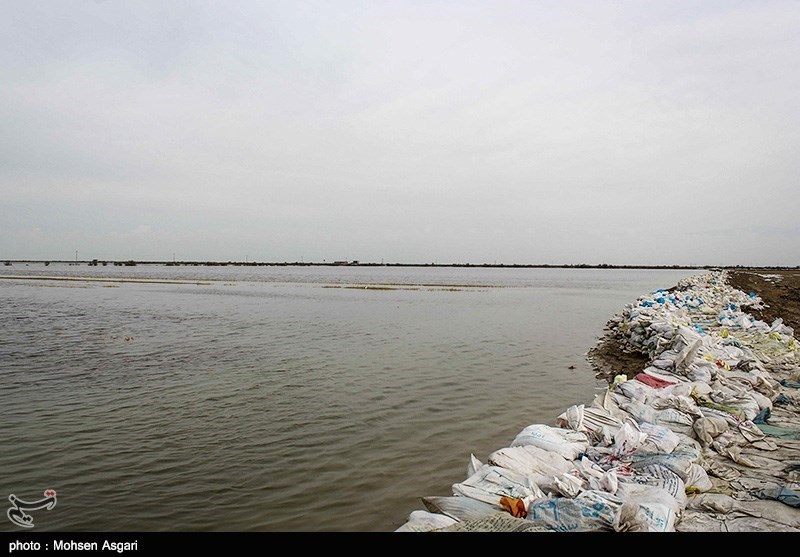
left=1, top=260, right=798, bottom=271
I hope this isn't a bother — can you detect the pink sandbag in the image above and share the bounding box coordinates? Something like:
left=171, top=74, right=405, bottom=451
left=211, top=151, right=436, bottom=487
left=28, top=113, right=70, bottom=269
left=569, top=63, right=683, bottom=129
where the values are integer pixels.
left=635, top=373, right=676, bottom=389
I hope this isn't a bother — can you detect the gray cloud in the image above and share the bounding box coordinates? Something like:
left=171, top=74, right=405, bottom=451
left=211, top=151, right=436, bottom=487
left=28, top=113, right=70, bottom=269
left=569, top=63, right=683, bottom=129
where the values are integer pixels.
left=2, top=1, right=798, bottom=264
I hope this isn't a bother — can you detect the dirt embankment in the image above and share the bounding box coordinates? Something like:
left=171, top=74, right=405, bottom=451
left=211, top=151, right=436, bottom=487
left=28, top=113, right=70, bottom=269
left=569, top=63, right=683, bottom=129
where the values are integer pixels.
left=588, top=269, right=800, bottom=379
left=727, top=270, right=800, bottom=333
left=588, top=336, right=648, bottom=380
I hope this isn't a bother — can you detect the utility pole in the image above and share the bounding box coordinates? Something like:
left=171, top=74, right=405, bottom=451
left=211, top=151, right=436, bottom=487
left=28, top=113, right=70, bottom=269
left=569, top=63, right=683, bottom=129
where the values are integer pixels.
left=75, top=250, right=78, bottom=264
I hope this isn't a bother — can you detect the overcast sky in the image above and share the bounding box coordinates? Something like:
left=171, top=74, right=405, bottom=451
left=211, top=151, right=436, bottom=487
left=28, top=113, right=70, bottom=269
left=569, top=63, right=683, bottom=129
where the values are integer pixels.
left=2, top=1, right=798, bottom=265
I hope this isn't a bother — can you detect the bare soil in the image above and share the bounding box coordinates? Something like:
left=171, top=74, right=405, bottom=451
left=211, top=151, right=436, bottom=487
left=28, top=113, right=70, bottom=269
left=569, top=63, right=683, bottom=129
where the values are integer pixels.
left=727, top=269, right=800, bottom=332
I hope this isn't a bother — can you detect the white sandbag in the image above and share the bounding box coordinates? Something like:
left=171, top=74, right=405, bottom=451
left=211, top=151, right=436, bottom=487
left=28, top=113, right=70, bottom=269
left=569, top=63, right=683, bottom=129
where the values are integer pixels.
left=725, top=396, right=760, bottom=421
left=671, top=443, right=702, bottom=463
left=467, top=454, right=484, bottom=477
left=614, top=420, right=648, bottom=455
left=748, top=390, right=773, bottom=411
left=650, top=394, right=703, bottom=417
left=573, top=457, right=619, bottom=494
left=687, top=363, right=713, bottom=383
left=555, top=404, right=585, bottom=431
left=601, top=469, right=620, bottom=494
left=452, top=466, right=544, bottom=507
left=395, top=510, right=458, bottom=532
left=613, top=502, right=650, bottom=532
left=653, top=407, right=696, bottom=435
left=638, top=422, right=680, bottom=454
left=575, top=456, right=604, bottom=482
left=693, top=415, right=729, bottom=446
left=688, top=494, right=800, bottom=529
left=617, top=380, right=659, bottom=403
left=437, top=512, right=550, bottom=532
left=659, top=383, right=697, bottom=399
left=553, top=472, right=584, bottom=498
left=582, top=406, right=623, bottom=436
left=684, top=463, right=713, bottom=493
left=620, top=400, right=658, bottom=424
left=615, top=483, right=680, bottom=532
left=591, top=391, right=631, bottom=423
left=620, top=401, right=694, bottom=434
left=737, top=420, right=766, bottom=443
left=652, top=358, right=675, bottom=370
left=519, top=445, right=576, bottom=474
left=769, top=317, right=784, bottom=332
left=627, top=463, right=687, bottom=507
left=630, top=452, right=694, bottom=481
left=674, top=328, right=703, bottom=371
left=690, top=382, right=713, bottom=397
left=511, top=424, right=589, bottom=460
left=698, top=406, right=740, bottom=427
left=673, top=432, right=702, bottom=451
left=487, top=445, right=572, bottom=491
left=422, top=496, right=497, bottom=522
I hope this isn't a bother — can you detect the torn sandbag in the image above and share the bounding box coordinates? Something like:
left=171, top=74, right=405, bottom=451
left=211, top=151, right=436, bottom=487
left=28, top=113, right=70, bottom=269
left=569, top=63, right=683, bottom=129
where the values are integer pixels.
left=614, top=420, right=648, bottom=455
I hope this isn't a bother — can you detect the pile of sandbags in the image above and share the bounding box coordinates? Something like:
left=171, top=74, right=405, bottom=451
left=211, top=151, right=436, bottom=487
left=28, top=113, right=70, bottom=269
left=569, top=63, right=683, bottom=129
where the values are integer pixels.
left=396, top=271, right=800, bottom=532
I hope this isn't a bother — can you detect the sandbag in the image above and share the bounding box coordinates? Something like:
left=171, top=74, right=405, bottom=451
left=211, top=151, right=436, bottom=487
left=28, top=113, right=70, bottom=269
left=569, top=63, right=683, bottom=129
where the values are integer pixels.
left=467, top=454, right=484, bottom=477
left=627, top=463, right=687, bottom=507
left=422, top=496, right=497, bottom=522
left=614, top=420, right=648, bottom=455
left=487, top=445, right=572, bottom=492
left=693, top=415, right=730, bottom=446
left=555, top=404, right=585, bottom=431
left=511, top=424, right=589, bottom=460
left=629, top=452, right=695, bottom=481
left=452, top=466, right=544, bottom=507
left=638, top=422, right=680, bottom=454
left=437, top=512, right=550, bottom=532
left=684, top=464, right=713, bottom=493
left=525, top=491, right=620, bottom=532
left=615, top=483, right=681, bottom=532
left=395, top=510, right=457, bottom=532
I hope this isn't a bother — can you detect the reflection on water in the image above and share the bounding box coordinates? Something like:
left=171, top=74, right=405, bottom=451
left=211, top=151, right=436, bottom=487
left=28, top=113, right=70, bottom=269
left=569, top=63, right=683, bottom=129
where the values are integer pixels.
left=0, top=265, right=697, bottom=531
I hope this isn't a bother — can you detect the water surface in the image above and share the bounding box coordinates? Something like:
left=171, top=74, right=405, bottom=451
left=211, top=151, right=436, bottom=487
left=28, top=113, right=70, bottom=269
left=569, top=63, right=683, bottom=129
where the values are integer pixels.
left=0, top=265, right=697, bottom=531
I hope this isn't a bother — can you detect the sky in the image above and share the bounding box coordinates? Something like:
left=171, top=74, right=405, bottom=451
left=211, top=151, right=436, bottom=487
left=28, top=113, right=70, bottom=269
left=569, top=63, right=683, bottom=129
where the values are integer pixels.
left=2, top=1, right=798, bottom=265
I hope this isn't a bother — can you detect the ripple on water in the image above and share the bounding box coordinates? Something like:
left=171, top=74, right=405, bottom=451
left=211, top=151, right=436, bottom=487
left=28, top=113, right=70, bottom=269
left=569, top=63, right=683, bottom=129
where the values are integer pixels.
left=0, top=267, right=698, bottom=530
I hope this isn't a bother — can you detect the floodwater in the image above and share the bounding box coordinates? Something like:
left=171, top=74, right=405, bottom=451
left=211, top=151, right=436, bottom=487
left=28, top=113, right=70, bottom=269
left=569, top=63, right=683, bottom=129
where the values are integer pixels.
left=0, top=264, right=697, bottom=531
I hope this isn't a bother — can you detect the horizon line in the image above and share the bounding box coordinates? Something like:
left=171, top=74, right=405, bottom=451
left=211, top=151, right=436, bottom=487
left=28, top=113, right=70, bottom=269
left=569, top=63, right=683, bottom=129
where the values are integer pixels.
left=2, top=259, right=798, bottom=270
